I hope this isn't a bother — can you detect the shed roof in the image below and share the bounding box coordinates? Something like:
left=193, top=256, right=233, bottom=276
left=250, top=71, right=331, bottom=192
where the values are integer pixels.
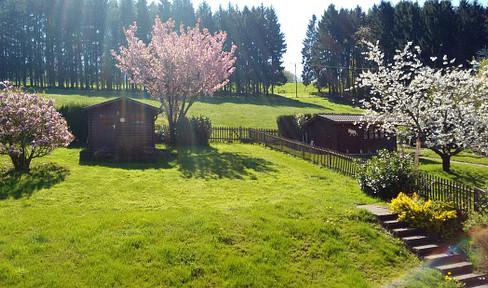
left=84, top=97, right=160, bottom=114
left=315, top=114, right=364, bottom=123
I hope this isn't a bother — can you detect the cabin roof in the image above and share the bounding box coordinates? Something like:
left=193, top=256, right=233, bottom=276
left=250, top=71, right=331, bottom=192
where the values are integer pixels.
left=84, top=97, right=160, bottom=114
left=302, top=114, right=365, bottom=128
left=315, top=114, right=364, bottom=123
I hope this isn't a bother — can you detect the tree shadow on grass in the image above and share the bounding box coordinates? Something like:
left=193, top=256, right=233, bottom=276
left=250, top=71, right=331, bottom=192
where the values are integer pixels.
left=198, top=94, right=326, bottom=109
left=79, top=157, right=173, bottom=170
left=0, top=163, right=69, bottom=200
left=176, top=146, right=277, bottom=179
left=311, top=91, right=360, bottom=107
left=33, top=88, right=151, bottom=100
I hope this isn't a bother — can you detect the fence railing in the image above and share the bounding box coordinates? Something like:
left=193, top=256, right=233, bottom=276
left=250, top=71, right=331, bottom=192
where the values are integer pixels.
left=249, top=129, right=359, bottom=176
left=248, top=129, right=488, bottom=215
left=210, top=126, right=278, bottom=142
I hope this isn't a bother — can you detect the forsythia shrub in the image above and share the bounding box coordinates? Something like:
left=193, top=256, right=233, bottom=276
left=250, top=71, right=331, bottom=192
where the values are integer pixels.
left=355, top=150, right=417, bottom=200
left=390, top=193, right=461, bottom=240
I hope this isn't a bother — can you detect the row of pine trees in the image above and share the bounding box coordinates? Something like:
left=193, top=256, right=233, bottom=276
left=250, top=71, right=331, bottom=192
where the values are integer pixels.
left=302, top=0, right=488, bottom=100
left=0, top=0, right=286, bottom=94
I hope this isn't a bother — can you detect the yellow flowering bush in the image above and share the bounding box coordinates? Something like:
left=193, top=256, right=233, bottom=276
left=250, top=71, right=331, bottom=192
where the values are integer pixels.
left=390, top=193, right=461, bottom=240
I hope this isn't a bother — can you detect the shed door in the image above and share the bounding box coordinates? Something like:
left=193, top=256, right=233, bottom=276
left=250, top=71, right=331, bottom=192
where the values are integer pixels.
left=99, top=114, right=116, bottom=148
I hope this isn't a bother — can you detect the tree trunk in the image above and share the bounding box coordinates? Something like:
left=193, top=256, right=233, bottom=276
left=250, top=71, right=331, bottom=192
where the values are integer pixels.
left=415, top=138, right=420, bottom=168
left=440, top=154, right=451, bottom=173
left=10, top=155, right=31, bottom=172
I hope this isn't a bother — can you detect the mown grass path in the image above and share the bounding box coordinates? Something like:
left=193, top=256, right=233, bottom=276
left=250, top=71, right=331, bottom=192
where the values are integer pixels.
left=0, top=143, right=427, bottom=287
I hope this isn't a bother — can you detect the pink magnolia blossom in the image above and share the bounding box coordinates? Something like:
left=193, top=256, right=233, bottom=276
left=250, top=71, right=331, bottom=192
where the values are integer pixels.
left=112, top=18, right=236, bottom=143
left=0, top=82, right=74, bottom=171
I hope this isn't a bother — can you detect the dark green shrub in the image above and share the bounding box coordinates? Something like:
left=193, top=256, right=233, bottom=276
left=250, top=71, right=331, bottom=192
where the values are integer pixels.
left=58, top=104, right=87, bottom=144
left=355, top=150, right=417, bottom=200
left=276, top=113, right=312, bottom=140
left=463, top=213, right=488, bottom=271
left=175, top=116, right=212, bottom=146
left=154, top=123, right=167, bottom=144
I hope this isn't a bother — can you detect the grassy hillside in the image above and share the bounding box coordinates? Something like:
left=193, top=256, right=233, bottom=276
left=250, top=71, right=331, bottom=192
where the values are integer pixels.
left=0, top=143, right=441, bottom=287
left=39, top=83, right=362, bottom=129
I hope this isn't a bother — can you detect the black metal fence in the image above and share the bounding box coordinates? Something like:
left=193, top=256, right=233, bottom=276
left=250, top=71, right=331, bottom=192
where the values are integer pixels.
left=210, top=126, right=278, bottom=142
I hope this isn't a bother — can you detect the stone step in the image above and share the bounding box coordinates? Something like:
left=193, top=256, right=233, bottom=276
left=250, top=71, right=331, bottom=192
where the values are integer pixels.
left=377, top=213, right=398, bottom=222
left=392, top=227, right=423, bottom=237
left=381, top=219, right=408, bottom=229
left=424, top=252, right=464, bottom=266
left=402, top=235, right=431, bottom=247
left=411, top=243, right=447, bottom=256
left=435, top=262, right=473, bottom=276
left=455, top=273, right=488, bottom=287
left=469, top=285, right=488, bottom=288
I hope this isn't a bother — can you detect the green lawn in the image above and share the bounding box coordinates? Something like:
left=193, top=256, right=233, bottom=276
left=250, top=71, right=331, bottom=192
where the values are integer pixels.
left=417, top=158, right=488, bottom=188
left=400, top=147, right=488, bottom=188
left=39, top=83, right=362, bottom=129
left=0, top=143, right=452, bottom=287
left=403, top=147, right=488, bottom=166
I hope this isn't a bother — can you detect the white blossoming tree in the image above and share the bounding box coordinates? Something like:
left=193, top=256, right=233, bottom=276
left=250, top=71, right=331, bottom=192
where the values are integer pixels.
left=359, top=42, right=488, bottom=172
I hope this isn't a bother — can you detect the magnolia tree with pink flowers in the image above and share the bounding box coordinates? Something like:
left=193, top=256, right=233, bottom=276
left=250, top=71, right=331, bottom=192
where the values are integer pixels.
left=0, top=83, right=74, bottom=172
left=112, top=18, right=236, bottom=144
left=359, top=42, right=488, bottom=172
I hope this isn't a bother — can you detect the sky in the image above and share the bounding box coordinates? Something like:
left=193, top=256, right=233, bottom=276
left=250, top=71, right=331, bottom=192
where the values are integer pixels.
left=151, top=0, right=488, bottom=78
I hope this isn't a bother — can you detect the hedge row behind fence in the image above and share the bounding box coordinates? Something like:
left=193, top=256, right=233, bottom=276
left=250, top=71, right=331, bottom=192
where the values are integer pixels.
left=248, top=129, right=488, bottom=215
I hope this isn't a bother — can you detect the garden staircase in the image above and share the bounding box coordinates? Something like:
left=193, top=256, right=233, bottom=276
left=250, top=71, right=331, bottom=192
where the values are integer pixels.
left=359, top=204, right=488, bottom=288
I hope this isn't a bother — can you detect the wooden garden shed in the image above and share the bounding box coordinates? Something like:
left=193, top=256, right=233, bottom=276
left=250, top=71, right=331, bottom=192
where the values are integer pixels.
left=83, top=97, right=160, bottom=155
left=301, top=114, right=396, bottom=154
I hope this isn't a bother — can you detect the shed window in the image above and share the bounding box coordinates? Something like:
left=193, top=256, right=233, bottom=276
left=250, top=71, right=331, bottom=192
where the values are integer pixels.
left=369, top=129, right=375, bottom=139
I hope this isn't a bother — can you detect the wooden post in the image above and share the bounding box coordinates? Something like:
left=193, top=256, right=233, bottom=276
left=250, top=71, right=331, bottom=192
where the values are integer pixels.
left=415, top=138, right=420, bottom=168
left=474, top=187, right=480, bottom=213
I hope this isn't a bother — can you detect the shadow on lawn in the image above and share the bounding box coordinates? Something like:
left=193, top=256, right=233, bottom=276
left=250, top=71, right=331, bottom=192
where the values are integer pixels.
left=311, top=91, right=360, bottom=107
left=176, top=146, right=276, bottom=179
left=32, top=88, right=151, bottom=100
left=198, top=94, right=326, bottom=109
left=0, top=163, right=69, bottom=200
left=79, top=157, right=173, bottom=170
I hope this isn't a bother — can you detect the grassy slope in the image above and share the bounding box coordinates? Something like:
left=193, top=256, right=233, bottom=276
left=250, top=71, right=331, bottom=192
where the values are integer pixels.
left=0, top=143, right=430, bottom=287
left=40, top=83, right=362, bottom=129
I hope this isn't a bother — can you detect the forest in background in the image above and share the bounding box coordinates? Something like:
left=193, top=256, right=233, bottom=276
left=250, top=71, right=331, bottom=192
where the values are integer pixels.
left=2, top=0, right=488, bottom=98
left=302, top=0, right=488, bottom=100
left=0, top=0, right=286, bottom=95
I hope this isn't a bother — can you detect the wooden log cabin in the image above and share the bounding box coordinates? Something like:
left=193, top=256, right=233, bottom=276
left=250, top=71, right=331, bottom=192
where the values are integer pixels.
left=83, top=97, right=160, bottom=157
left=301, top=114, right=397, bottom=154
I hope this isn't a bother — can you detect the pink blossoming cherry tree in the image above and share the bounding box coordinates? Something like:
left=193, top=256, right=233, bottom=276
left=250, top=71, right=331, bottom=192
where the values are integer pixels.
left=0, top=83, right=74, bottom=172
left=112, top=18, right=237, bottom=144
